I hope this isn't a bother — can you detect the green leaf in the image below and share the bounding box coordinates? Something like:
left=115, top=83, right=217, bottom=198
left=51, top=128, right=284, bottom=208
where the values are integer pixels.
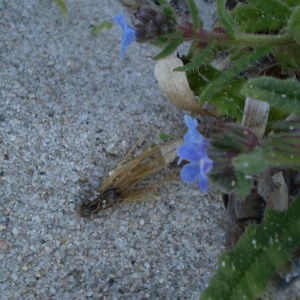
left=266, top=120, right=300, bottom=169
left=199, top=46, right=272, bottom=105
left=159, top=0, right=177, bottom=20
left=233, top=147, right=270, bottom=175
left=274, top=44, right=300, bottom=70
left=159, top=132, right=172, bottom=141
left=231, top=4, right=287, bottom=33
left=90, top=21, right=112, bottom=37
left=288, top=6, right=300, bottom=44
left=206, top=80, right=245, bottom=121
left=247, top=0, right=291, bottom=21
left=186, top=64, right=221, bottom=92
left=241, top=77, right=300, bottom=115
left=234, top=170, right=254, bottom=198
left=283, top=0, right=300, bottom=6
left=52, top=0, right=67, bottom=17
left=208, top=124, right=260, bottom=194
left=201, top=196, right=300, bottom=300
left=266, top=106, right=288, bottom=133
left=217, top=0, right=236, bottom=39
left=187, top=0, right=203, bottom=31
left=151, top=36, right=169, bottom=47
left=232, top=147, right=270, bottom=197
left=174, top=41, right=216, bottom=72
left=154, top=32, right=183, bottom=59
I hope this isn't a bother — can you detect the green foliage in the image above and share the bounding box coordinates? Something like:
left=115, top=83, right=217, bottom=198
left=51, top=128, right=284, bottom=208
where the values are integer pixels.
left=90, top=21, right=112, bottom=37
left=216, top=0, right=236, bottom=38
left=208, top=124, right=260, bottom=194
left=174, top=41, right=217, bottom=72
left=186, top=63, right=221, bottom=92
left=154, top=32, right=183, bottom=59
left=159, top=132, right=172, bottom=141
left=198, top=47, right=272, bottom=115
left=288, top=6, right=300, bottom=44
left=232, top=147, right=269, bottom=175
left=246, top=0, right=291, bottom=21
left=283, top=0, right=300, bottom=6
left=201, top=196, right=300, bottom=300
left=208, top=84, right=245, bottom=121
left=52, top=0, right=67, bottom=17
left=266, top=120, right=300, bottom=168
left=274, top=44, right=300, bottom=70
left=241, top=77, right=300, bottom=116
left=209, top=119, right=300, bottom=197
left=232, top=147, right=270, bottom=197
left=159, top=0, right=177, bottom=21
left=231, top=4, right=287, bottom=33
left=187, top=0, right=203, bottom=31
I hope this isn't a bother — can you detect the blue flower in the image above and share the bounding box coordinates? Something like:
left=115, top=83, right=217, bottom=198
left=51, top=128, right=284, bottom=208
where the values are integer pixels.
left=113, top=12, right=136, bottom=58
left=177, top=115, right=213, bottom=193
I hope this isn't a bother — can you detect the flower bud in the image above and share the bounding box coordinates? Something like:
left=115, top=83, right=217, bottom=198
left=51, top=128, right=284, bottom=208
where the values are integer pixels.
left=133, top=7, right=177, bottom=42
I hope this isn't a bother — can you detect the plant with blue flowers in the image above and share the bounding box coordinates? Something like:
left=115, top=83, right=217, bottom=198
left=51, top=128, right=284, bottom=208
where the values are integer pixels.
left=51, top=0, right=300, bottom=298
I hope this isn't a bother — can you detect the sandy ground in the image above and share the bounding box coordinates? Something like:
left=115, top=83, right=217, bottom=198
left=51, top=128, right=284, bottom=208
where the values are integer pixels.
left=0, top=1, right=225, bottom=299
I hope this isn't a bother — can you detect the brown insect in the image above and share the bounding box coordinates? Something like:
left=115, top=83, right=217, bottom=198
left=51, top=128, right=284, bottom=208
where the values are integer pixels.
left=78, top=139, right=183, bottom=217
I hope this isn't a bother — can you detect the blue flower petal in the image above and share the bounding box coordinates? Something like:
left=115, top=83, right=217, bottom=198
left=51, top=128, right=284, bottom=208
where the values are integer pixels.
left=184, top=128, right=204, bottom=143
left=201, top=157, right=213, bottom=174
left=198, top=173, right=209, bottom=193
left=198, top=157, right=213, bottom=193
left=184, top=115, right=198, bottom=129
left=183, top=115, right=204, bottom=143
left=180, top=163, right=200, bottom=183
left=177, top=115, right=214, bottom=193
left=177, top=142, right=207, bottom=162
left=113, top=13, right=136, bottom=58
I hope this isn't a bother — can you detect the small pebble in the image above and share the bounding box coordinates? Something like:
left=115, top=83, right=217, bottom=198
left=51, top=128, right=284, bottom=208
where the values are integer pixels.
left=0, top=224, right=7, bottom=231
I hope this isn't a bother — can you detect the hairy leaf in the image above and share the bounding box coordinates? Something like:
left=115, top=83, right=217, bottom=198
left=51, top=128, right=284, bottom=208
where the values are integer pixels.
left=233, top=147, right=269, bottom=175
left=208, top=124, right=260, bottom=194
left=288, top=6, right=300, bottom=44
left=234, top=170, right=254, bottom=198
left=274, top=44, right=300, bottom=70
left=231, top=4, right=287, bottom=33
left=241, top=77, right=300, bottom=115
left=154, top=32, right=183, bottom=59
left=266, top=121, right=300, bottom=169
left=208, top=80, right=245, bottom=121
left=217, top=0, right=236, bottom=39
left=201, top=196, right=300, bottom=300
left=247, top=0, right=291, bottom=21
left=174, top=41, right=216, bottom=72
left=283, top=0, right=300, bottom=6
left=186, top=64, right=221, bottom=92
left=187, top=0, right=203, bottom=31
left=199, top=47, right=272, bottom=108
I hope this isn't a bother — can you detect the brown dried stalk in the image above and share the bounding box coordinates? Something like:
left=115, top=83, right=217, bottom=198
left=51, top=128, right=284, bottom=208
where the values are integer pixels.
left=78, top=139, right=182, bottom=217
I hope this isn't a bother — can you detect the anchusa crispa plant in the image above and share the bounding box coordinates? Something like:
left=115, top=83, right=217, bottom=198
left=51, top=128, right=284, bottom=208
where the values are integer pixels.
left=110, top=0, right=300, bottom=298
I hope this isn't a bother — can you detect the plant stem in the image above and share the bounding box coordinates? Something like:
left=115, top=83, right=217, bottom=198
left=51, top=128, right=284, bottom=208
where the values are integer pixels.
left=179, top=22, right=294, bottom=48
